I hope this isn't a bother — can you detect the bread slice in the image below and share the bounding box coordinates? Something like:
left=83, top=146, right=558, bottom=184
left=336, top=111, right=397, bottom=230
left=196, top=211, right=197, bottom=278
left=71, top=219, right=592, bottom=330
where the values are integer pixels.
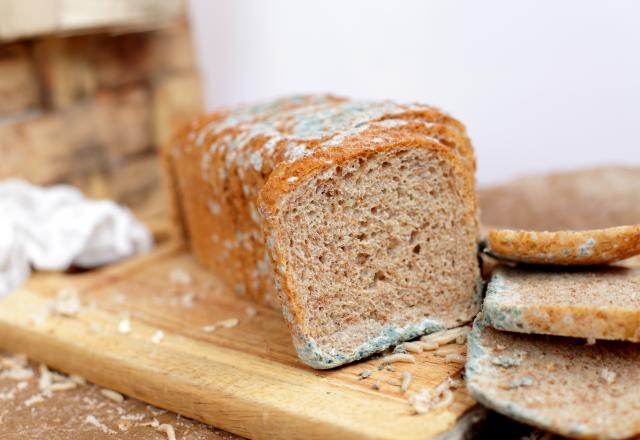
left=479, top=166, right=640, bottom=231
left=167, top=95, right=482, bottom=368
left=484, top=225, right=640, bottom=265
left=466, top=316, right=640, bottom=439
left=484, top=265, right=640, bottom=341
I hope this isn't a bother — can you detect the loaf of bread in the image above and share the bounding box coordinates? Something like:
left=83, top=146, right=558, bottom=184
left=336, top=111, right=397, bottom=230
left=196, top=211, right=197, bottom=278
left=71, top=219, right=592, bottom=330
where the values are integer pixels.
left=466, top=316, right=640, bottom=439
left=165, top=95, right=482, bottom=368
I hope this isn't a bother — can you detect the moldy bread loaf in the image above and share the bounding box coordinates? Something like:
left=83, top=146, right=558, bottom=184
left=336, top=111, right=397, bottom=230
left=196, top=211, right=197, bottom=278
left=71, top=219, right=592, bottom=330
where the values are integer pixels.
left=165, top=95, right=482, bottom=368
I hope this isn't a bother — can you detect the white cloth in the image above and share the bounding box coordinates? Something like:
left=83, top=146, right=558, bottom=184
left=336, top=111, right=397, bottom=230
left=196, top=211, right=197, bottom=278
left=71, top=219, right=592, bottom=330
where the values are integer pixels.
left=0, top=179, right=153, bottom=298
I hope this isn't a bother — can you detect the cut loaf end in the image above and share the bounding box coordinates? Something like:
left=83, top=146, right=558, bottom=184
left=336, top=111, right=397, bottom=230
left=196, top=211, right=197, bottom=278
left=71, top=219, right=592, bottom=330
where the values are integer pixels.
left=260, top=143, right=481, bottom=368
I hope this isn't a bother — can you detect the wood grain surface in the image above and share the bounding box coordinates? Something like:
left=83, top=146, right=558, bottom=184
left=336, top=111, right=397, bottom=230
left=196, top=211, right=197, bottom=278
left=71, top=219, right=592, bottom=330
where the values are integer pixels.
left=0, top=242, right=475, bottom=440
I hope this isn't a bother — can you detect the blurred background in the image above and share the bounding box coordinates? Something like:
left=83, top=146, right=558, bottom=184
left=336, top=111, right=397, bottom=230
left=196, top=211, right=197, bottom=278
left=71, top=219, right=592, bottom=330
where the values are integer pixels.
left=1, top=0, right=639, bottom=220
left=190, top=0, right=640, bottom=185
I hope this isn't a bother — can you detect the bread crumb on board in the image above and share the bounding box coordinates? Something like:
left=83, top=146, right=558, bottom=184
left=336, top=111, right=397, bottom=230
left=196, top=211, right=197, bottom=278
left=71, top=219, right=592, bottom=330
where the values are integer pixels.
left=420, top=326, right=471, bottom=348
left=434, top=344, right=466, bottom=357
left=169, top=268, right=192, bottom=285
left=151, top=330, right=165, bottom=344
left=358, top=369, right=372, bottom=380
left=100, top=388, right=125, bottom=403
left=401, top=342, right=423, bottom=353
left=53, top=286, right=82, bottom=316
left=245, top=306, right=258, bottom=317
left=409, top=377, right=462, bottom=415
left=379, top=353, right=416, bottom=365
left=69, top=374, right=86, bottom=385
left=181, top=292, right=195, bottom=308
left=202, top=317, right=239, bottom=333
left=444, top=353, right=466, bottom=364
left=118, top=318, right=131, bottom=335
left=84, top=414, right=117, bottom=435
left=49, top=381, right=78, bottom=391
left=586, top=337, right=597, bottom=346
left=157, top=423, right=177, bottom=440
left=401, top=371, right=413, bottom=393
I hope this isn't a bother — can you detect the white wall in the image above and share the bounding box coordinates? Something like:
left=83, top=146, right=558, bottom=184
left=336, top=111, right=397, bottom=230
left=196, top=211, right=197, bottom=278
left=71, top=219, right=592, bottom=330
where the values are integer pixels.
left=188, top=0, right=640, bottom=185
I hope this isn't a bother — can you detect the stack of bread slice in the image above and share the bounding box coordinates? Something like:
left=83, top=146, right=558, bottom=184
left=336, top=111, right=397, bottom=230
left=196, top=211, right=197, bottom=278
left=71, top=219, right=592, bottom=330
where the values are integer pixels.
left=467, top=167, right=640, bottom=439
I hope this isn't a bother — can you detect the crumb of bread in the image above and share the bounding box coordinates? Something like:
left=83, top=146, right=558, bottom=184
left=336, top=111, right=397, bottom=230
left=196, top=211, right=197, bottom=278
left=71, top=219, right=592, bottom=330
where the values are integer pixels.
left=70, top=374, right=86, bottom=385
left=157, top=423, right=177, bottom=440
left=386, top=365, right=396, bottom=372
left=1, top=353, right=27, bottom=369
left=380, top=353, right=416, bottom=365
left=169, top=268, right=192, bottom=285
left=409, top=377, right=461, bottom=414
left=216, top=318, right=239, bottom=329
left=181, top=292, right=194, bottom=308
left=100, top=388, right=125, bottom=403
left=1, top=367, right=34, bottom=380
left=372, top=381, right=381, bottom=390
left=49, top=381, right=77, bottom=391
left=245, top=306, right=258, bottom=317
left=401, top=371, right=413, bottom=393
left=402, top=342, right=423, bottom=353
left=586, top=337, right=597, bottom=346
left=444, top=353, right=466, bottom=364
left=358, top=369, right=371, bottom=380
left=38, top=364, right=52, bottom=391
left=151, top=330, right=165, bottom=344
left=420, top=326, right=471, bottom=347
left=118, top=318, right=131, bottom=334
left=84, top=414, right=117, bottom=435
left=202, top=325, right=216, bottom=333
left=24, top=393, right=47, bottom=407
left=434, top=344, right=466, bottom=357
left=419, top=341, right=439, bottom=350
left=53, top=286, right=81, bottom=316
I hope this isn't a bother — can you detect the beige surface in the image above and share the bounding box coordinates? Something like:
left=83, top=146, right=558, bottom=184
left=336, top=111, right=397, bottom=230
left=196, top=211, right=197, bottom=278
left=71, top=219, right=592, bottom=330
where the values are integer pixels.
left=479, top=166, right=640, bottom=231
left=0, top=350, right=239, bottom=440
left=0, top=242, right=475, bottom=440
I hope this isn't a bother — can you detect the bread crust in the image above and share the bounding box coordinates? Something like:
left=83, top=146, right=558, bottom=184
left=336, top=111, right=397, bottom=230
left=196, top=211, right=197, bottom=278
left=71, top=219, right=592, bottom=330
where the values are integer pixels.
left=485, top=225, right=640, bottom=266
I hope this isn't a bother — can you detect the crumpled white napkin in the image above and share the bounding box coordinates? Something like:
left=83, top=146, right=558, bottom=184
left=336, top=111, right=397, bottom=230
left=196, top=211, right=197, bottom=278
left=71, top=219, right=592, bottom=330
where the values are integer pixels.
left=0, top=179, right=153, bottom=298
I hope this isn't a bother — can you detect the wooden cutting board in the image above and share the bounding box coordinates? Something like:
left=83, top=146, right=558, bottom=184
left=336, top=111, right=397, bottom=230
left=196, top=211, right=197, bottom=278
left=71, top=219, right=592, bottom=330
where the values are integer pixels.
left=0, top=241, right=477, bottom=440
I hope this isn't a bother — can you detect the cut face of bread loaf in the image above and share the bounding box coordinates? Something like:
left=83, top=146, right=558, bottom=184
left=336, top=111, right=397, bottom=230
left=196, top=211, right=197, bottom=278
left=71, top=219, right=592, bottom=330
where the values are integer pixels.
left=466, top=317, right=640, bottom=439
left=484, top=225, right=640, bottom=266
left=260, top=142, right=481, bottom=367
left=166, top=95, right=482, bottom=368
left=485, top=266, right=640, bottom=341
